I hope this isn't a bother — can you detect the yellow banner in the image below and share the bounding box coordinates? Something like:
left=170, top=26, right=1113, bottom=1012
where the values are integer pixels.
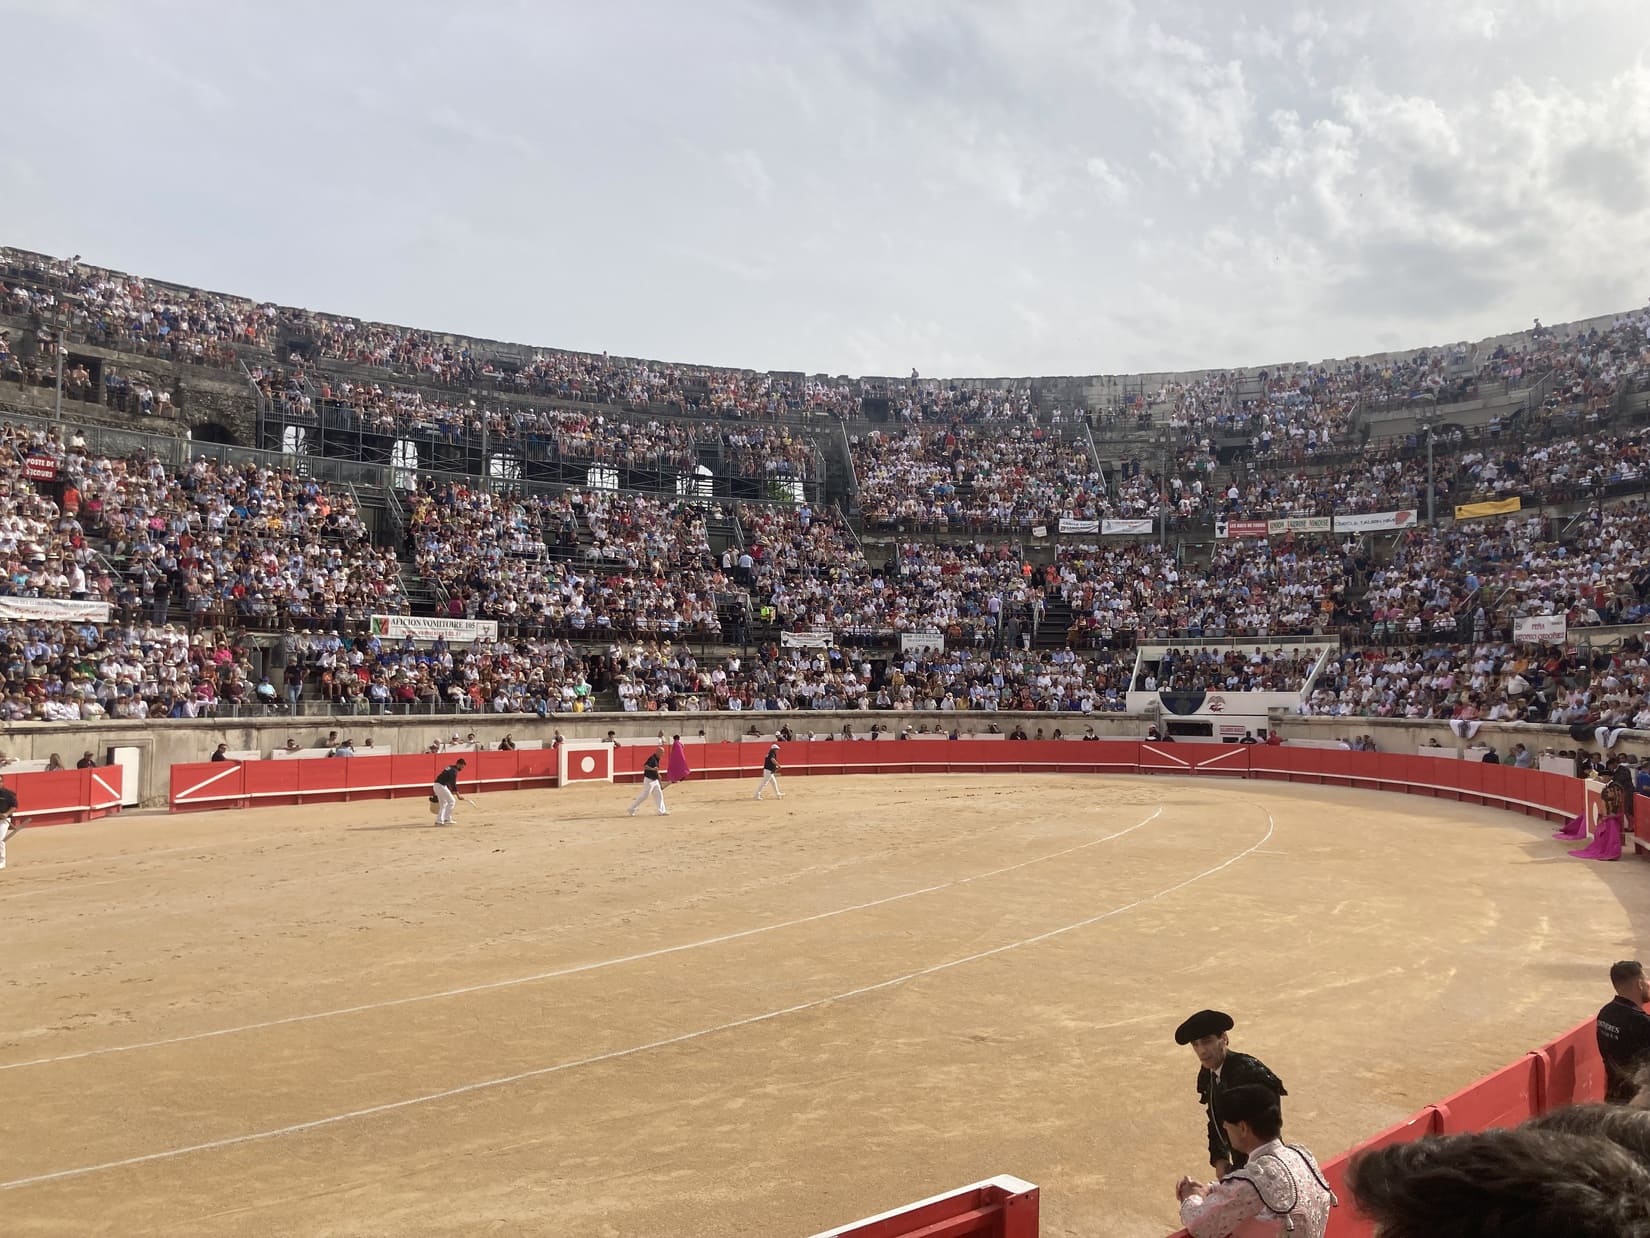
left=1454, top=497, right=1522, bottom=520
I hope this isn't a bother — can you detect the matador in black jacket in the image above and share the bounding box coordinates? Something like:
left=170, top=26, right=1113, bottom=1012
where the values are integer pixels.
left=1176, top=1008, right=1287, bottom=1174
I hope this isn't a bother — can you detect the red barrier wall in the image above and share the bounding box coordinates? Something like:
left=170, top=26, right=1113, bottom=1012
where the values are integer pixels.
left=173, top=740, right=1614, bottom=830
left=813, top=1175, right=1040, bottom=1238
left=169, top=751, right=556, bottom=811
left=596, top=740, right=1604, bottom=833
left=2, top=765, right=123, bottom=827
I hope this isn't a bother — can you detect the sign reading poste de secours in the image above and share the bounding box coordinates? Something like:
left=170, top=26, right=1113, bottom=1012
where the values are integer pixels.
left=369, top=615, right=500, bottom=642
left=1331, top=509, right=1419, bottom=533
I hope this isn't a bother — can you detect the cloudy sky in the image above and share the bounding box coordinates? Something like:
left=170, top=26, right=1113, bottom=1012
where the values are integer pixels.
left=4, top=0, right=1648, bottom=377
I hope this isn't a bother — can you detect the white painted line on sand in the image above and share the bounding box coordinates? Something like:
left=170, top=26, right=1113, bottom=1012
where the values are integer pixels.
left=1, top=809, right=1164, bottom=1072
left=0, top=809, right=1271, bottom=1191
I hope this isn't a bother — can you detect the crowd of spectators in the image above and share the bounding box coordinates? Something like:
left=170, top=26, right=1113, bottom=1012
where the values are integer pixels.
left=1132, top=647, right=1325, bottom=693
left=1056, top=538, right=1355, bottom=644
left=8, top=612, right=1650, bottom=726
left=0, top=428, right=115, bottom=605
left=299, top=379, right=819, bottom=480
left=608, top=640, right=1134, bottom=713
left=12, top=249, right=1650, bottom=731
left=1451, top=423, right=1650, bottom=506
left=1302, top=636, right=1650, bottom=730
left=853, top=424, right=1105, bottom=531
left=406, top=482, right=726, bottom=636
left=1352, top=505, right=1650, bottom=644
left=81, top=455, right=405, bottom=629
left=734, top=502, right=874, bottom=633
left=0, top=420, right=406, bottom=627
left=3, top=253, right=274, bottom=365
left=0, top=620, right=249, bottom=721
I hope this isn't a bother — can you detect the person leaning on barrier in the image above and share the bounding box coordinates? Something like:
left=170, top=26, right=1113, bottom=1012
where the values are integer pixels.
left=1598, top=961, right=1650, bottom=1103
left=1174, top=1084, right=1334, bottom=1238
left=0, top=778, right=17, bottom=870
left=1348, top=1107, right=1650, bottom=1238
left=1176, top=1009, right=1287, bottom=1176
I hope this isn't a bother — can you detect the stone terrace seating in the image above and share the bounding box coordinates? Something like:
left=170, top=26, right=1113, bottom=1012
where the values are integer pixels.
left=0, top=621, right=251, bottom=721
left=852, top=424, right=1103, bottom=532
left=1304, top=637, right=1650, bottom=727
left=407, top=482, right=725, bottom=637
left=74, top=454, right=404, bottom=630
left=609, top=641, right=1133, bottom=713
left=1358, top=506, right=1650, bottom=644
left=0, top=427, right=119, bottom=604
left=1055, top=539, right=1354, bottom=644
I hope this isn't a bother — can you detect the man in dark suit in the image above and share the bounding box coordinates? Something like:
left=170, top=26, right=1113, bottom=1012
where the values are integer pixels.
left=1176, top=1008, right=1287, bottom=1176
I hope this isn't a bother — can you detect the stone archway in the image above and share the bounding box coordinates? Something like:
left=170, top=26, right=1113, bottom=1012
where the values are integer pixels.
left=190, top=420, right=239, bottom=445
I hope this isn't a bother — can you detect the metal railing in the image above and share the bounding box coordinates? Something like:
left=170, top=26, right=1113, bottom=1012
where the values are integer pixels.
left=839, top=419, right=860, bottom=504
left=1078, top=418, right=1106, bottom=493
left=833, top=501, right=866, bottom=557
left=383, top=482, right=408, bottom=542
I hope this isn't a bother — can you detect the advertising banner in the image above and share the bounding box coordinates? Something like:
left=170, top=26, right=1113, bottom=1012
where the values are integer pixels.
left=780, top=631, right=834, bottom=649
left=368, top=615, right=499, bottom=642
left=899, top=631, right=947, bottom=655
left=1267, top=516, right=1332, bottom=535
left=0, top=597, right=111, bottom=622
left=1513, top=613, right=1567, bottom=643
left=1058, top=518, right=1099, bottom=534
left=1215, top=519, right=1269, bottom=539
left=1332, top=509, right=1419, bottom=533
left=1455, top=497, right=1522, bottom=520
left=1100, top=518, right=1154, bottom=535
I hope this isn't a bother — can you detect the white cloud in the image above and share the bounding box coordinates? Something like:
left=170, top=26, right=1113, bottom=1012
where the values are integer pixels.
left=1, top=0, right=1647, bottom=376
left=1130, top=24, right=1254, bottom=187
left=1085, top=156, right=1129, bottom=205
left=722, top=148, right=774, bottom=204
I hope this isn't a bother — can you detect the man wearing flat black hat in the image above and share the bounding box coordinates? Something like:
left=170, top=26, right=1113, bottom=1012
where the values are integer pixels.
left=1176, top=1008, right=1286, bottom=1176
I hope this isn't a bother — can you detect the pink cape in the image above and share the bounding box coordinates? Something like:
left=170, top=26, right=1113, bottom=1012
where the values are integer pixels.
left=1569, top=813, right=1624, bottom=862
left=666, top=741, right=691, bottom=784
left=1553, top=811, right=1588, bottom=841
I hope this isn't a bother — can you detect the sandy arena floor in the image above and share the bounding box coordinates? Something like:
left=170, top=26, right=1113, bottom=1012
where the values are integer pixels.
left=2, top=774, right=1647, bottom=1238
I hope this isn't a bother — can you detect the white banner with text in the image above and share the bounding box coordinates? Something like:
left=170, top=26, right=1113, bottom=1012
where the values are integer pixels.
left=369, top=615, right=500, bottom=642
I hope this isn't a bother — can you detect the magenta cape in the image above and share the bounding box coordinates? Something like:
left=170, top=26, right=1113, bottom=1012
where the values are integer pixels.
left=666, top=741, right=691, bottom=784
left=1553, top=811, right=1588, bottom=841
left=1569, top=813, right=1624, bottom=861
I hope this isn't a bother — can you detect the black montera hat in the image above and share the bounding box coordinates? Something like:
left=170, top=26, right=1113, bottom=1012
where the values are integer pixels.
left=1175, top=1009, right=1235, bottom=1044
